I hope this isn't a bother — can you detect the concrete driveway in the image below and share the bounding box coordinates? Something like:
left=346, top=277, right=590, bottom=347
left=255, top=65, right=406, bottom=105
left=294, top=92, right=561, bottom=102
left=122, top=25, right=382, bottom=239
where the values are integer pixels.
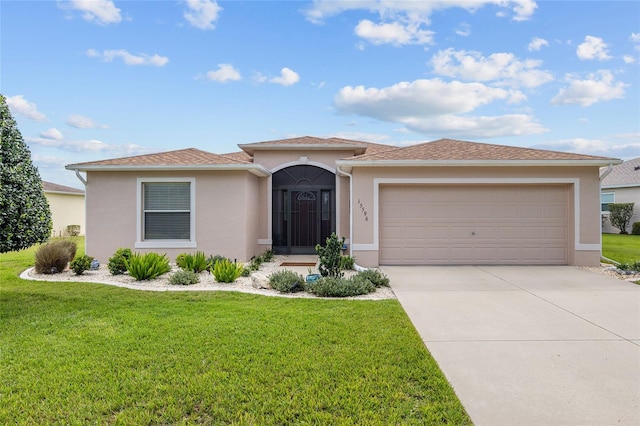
left=382, top=266, right=640, bottom=426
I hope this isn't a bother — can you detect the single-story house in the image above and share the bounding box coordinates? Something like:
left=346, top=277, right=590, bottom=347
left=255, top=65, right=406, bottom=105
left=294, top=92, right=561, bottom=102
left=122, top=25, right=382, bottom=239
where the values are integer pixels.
left=66, top=137, right=620, bottom=267
left=42, top=181, right=85, bottom=237
left=601, top=157, right=640, bottom=233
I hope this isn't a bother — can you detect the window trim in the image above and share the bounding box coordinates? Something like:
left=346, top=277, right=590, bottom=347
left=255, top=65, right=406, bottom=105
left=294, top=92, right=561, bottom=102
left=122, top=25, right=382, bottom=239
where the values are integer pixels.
left=601, top=191, right=615, bottom=213
left=135, top=178, right=197, bottom=249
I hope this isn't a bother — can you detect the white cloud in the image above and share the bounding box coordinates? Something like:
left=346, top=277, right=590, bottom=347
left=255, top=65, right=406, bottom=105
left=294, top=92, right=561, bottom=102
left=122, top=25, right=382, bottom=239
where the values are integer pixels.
left=60, top=0, right=122, bottom=25
left=66, top=114, right=107, bottom=129
left=528, top=37, right=548, bottom=51
left=6, top=95, right=47, bottom=121
left=403, top=114, right=547, bottom=138
left=455, top=23, right=471, bottom=37
left=86, top=49, right=169, bottom=66
left=335, top=79, right=509, bottom=119
left=576, top=35, right=611, bottom=60
left=269, top=67, right=300, bottom=86
left=551, top=70, right=626, bottom=106
left=623, top=55, right=635, bottom=64
left=304, top=1, right=535, bottom=47
left=431, top=48, right=554, bottom=88
left=354, top=19, right=434, bottom=46
left=630, top=33, right=640, bottom=45
left=27, top=136, right=149, bottom=155
left=40, top=128, right=63, bottom=140
left=333, top=78, right=546, bottom=137
left=204, top=64, right=241, bottom=82
left=531, top=137, right=640, bottom=160
left=328, top=132, right=392, bottom=144
left=184, top=0, right=222, bottom=30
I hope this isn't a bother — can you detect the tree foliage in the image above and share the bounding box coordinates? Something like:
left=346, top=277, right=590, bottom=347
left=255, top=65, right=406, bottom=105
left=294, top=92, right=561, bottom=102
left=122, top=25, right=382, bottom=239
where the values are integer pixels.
left=608, top=203, right=635, bottom=235
left=0, top=94, right=52, bottom=252
left=315, top=232, right=345, bottom=278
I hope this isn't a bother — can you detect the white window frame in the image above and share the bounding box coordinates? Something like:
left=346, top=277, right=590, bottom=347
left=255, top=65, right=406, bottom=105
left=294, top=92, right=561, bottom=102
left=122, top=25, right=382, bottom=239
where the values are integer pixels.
left=135, top=177, right=197, bottom=249
left=601, top=192, right=615, bottom=213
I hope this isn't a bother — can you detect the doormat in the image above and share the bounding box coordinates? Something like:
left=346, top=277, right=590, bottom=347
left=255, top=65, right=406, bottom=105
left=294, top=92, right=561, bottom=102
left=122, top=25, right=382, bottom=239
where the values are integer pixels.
left=279, top=262, right=317, bottom=267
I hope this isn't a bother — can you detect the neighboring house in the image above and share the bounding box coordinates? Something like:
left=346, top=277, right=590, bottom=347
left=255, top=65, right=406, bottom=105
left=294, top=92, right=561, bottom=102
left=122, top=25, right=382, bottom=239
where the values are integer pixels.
left=66, top=137, right=620, bottom=267
left=42, top=181, right=85, bottom=237
left=601, top=157, right=640, bottom=234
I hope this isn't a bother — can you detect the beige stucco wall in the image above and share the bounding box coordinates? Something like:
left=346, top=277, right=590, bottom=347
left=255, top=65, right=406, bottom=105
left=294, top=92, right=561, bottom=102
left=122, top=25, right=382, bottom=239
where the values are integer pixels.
left=348, top=166, right=602, bottom=267
left=45, top=192, right=85, bottom=237
left=85, top=170, right=265, bottom=264
left=252, top=150, right=355, bottom=172
left=602, top=187, right=640, bottom=234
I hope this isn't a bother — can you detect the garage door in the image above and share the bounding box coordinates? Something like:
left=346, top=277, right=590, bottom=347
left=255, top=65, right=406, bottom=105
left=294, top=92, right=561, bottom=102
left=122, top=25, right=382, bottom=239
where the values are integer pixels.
left=380, top=185, right=569, bottom=265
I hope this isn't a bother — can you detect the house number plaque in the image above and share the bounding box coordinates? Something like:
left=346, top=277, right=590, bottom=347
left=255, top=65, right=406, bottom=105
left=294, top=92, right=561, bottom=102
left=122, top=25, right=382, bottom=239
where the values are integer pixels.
left=357, top=199, right=368, bottom=221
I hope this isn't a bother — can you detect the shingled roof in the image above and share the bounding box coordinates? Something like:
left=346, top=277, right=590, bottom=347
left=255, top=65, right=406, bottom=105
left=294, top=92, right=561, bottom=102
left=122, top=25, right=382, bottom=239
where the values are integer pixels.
left=67, top=148, right=249, bottom=168
left=340, top=139, right=618, bottom=164
left=238, top=136, right=395, bottom=155
left=42, top=181, right=84, bottom=194
left=601, top=157, right=640, bottom=187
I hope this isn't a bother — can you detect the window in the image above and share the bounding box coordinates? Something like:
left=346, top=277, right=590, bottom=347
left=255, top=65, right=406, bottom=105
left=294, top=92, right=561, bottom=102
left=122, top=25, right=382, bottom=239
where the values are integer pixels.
left=601, top=192, right=614, bottom=212
left=136, top=178, right=196, bottom=248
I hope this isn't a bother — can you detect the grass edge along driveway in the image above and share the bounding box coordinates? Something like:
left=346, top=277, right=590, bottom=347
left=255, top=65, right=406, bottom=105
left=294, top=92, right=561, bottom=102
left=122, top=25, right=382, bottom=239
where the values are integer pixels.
left=0, top=242, right=471, bottom=425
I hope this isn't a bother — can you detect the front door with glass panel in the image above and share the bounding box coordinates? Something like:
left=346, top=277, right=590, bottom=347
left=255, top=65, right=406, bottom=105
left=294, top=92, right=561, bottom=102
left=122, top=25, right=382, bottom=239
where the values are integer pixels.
left=272, top=166, right=335, bottom=254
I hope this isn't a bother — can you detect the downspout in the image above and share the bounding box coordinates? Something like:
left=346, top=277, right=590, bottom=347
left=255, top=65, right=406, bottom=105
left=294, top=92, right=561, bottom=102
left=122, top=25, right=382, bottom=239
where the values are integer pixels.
left=336, top=165, right=368, bottom=272
left=598, top=164, right=615, bottom=259
left=74, top=169, right=87, bottom=186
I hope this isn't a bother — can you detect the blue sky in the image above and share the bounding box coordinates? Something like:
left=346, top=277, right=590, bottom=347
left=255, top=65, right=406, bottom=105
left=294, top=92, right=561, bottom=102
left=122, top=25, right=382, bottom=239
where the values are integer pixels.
left=2, top=0, right=639, bottom=189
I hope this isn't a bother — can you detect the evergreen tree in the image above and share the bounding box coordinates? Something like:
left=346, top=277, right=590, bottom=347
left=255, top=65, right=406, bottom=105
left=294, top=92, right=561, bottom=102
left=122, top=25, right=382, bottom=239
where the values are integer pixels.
left=0, top=94, right=52, bottom=252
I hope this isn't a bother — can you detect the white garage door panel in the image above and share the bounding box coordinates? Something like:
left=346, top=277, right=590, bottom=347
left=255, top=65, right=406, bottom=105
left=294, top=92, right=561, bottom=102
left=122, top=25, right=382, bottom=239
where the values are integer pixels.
left=380, top=185, right=569, bottom=265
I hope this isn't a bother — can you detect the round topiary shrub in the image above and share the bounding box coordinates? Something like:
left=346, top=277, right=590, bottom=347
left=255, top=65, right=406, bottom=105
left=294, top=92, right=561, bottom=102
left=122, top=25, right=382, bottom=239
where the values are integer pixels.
left=108, top=248, right=133, bottom=275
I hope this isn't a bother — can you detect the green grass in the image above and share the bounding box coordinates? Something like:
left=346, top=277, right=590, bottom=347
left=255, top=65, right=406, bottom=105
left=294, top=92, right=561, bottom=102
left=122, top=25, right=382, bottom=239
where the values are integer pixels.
left=602, top=234, right=640, bottom=264
left=0, top=240, right=470, bottom=424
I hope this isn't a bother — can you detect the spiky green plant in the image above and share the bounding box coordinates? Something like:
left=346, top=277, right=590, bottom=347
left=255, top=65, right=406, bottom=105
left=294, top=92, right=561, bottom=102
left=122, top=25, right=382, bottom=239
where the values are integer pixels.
left=212, top=258, right=244, bottom=283
left=125, top=252, right=171, bottom=281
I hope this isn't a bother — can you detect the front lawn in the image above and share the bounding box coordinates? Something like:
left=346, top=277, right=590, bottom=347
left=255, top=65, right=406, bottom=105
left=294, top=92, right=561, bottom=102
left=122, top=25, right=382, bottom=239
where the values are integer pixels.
left=0, top=242, right=470, bottom=424
left=602, top=234, right=640, bottom=264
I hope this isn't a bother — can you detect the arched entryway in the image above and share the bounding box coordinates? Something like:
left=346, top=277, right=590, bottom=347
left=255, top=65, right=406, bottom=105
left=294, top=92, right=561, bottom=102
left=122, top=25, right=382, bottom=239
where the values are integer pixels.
left=272, top=165, right=336, bottom=254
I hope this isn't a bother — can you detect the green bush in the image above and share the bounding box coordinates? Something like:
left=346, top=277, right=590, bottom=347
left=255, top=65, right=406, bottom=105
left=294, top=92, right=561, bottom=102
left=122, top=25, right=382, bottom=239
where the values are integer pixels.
left=70, top=255, right=94, bottom=275
left=262, top=249, right=274, bottom=262
left=65, top=225, right=81, bottom=237
left=212, top=258, right=244, bottom=283
left=632, top=222, right=640, bottom=235
left=609, top=203, right=635, bottom=234
left=34, top=241, right=72, bottom=274
left=125, top=252, right=171, bottom=281
left=175, top=251, right=211, bottom=273
left=305, top=275, right=375, bottom=297
left=108, top=248, right=133, bottom=275
left=356, top=269, right=390, bottom=287
left=316, top=232, right=345, bottom=278
left=169, top=270, right=201, bottom=285
left=340, top=255, right=355, bottom=270
left=269, top=270, right=305, bottom=293
left=206, top=255, right=230, bottom=272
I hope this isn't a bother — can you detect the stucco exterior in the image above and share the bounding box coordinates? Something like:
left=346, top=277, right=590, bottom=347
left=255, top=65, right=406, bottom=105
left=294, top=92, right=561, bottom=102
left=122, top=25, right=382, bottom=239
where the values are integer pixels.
left=602, top=186, right=640, bottom=233
left=43, top=182, right=85, bottom=237
left=67, top=137, right=618, bottom=268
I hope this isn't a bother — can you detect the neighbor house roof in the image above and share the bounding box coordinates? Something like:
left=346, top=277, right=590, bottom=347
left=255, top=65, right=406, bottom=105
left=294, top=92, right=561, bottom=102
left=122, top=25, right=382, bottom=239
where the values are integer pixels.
left=337, top=138, right=620, bottom=170
left=238, top=136, right=395, bottom=156
left=66, top=148, right=270, bottom=176
left=42, top=181, right=85, bottom=195
left=601, top=157, right=640, bottom=188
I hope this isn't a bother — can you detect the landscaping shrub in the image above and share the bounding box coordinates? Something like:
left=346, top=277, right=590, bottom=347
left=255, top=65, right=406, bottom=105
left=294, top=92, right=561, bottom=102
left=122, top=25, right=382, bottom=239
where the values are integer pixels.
left=269, top=269, right=305, bottom=293
left=212, top=258, right=244, bottom=283
left=169, top=270, right=201, bottom=285
left=70, top=255, right=94, bottom=275
left=632, top=222, right=640, bottom=235
left=125, top=252, right=171, bottom=281
left=65, top=224, right=81, bottom=237
left=340, top=255, right=355, bottom=270
left=108, top=248, right=132, bottom=275
left=175, top=251, right=210, bottom=273
left=206, top=255, right=230, bottom=272
left=305, top=275, right=375, bottom=297
left=34, top=241, right=72, bottom=274
left=58, top=239, right=77, bottom=263
left=609, top=203, right=635, bottom=234
left=262, top=249, right=274, bottom=262
left=316, top=232, right=345, bottom=278
left=356, top=269, right=390, bottom=287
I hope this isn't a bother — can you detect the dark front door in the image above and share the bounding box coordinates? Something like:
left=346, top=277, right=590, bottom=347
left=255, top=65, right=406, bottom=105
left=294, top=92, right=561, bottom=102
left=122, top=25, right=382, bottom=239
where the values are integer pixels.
left=272, top=166, right=335, bottom=255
